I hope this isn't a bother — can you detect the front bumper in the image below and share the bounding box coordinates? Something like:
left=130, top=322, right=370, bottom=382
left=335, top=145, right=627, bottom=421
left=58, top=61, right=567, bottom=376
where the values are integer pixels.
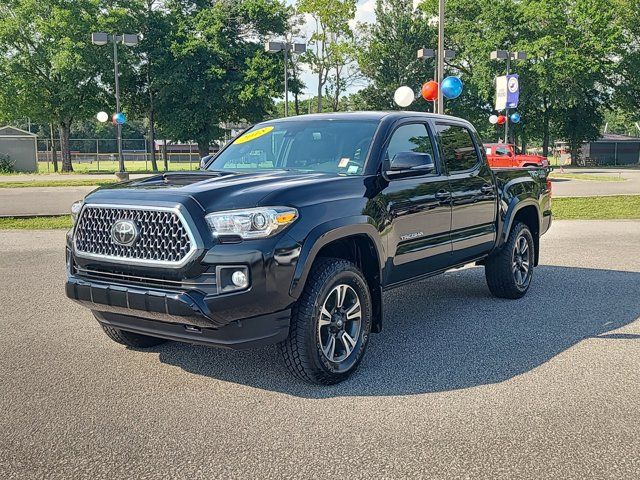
left=66, top=271, right=292, bottom=349
left=66, top=225, right=303, bottom=348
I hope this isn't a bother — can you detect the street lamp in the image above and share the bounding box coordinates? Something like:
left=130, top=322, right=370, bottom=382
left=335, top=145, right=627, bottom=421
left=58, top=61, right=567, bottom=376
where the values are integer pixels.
left=417, top=47, right=456, bottom=112
left=92, top=32, right=139, bottom=181
left=491, top=50, right=527, bottom=143
left=265, top=41, right=306, bottom=117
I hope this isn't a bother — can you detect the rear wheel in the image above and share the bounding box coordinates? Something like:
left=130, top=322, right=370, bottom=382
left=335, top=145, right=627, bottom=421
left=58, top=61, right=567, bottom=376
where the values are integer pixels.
left=99, top=322, right=168, bottom=348
left=485, top=222, right=535, bottom=299
left=279, top=258, right=373, bottom=385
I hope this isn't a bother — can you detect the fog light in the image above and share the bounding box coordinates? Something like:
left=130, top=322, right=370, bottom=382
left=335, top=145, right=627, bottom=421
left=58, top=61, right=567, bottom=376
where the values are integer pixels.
left=231, top=270, right=248, bottom=288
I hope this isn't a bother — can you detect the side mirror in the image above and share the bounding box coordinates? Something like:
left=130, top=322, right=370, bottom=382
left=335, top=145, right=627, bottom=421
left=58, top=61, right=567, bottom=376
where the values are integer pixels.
left=386, top=151, right=435, bottom=179
left=200, top=155, right=211, bottom=170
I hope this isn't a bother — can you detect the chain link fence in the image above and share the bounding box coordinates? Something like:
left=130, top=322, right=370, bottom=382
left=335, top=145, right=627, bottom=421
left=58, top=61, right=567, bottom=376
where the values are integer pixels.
left=37, top=138, right=205, bottom=173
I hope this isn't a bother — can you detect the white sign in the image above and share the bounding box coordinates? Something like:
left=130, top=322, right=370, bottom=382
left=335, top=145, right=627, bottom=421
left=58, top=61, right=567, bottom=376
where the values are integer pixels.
left=495, top=76, right=508, bottom=111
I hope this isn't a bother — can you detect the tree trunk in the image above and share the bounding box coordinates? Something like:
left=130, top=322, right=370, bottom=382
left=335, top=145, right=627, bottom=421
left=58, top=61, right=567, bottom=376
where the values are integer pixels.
left=49, top=123, right=59, bottom=173
left=294, top=91, right=300, bottom=116
left=162, top=139, right=168, bottom=170
left=197, top=140, right=210, bottom=158
left=59, top=121, right=73, bottom=172
left=148, top=108, right=158, bottom=171
left=542, top=111, right=550, bottom=157
left=333, top=66, right=340, bottom=112
left=317, top=71, right=323, bottom=113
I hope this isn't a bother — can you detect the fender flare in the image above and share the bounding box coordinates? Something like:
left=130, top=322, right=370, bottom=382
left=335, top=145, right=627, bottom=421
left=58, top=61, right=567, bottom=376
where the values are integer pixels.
left=289, top=216, right=385, bottom=299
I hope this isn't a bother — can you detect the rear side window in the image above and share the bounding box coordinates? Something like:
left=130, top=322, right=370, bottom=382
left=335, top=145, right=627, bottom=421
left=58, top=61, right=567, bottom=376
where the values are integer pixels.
left=384, top=123, right=436, bottom=162
left=435, top=124, right=480, bottom=172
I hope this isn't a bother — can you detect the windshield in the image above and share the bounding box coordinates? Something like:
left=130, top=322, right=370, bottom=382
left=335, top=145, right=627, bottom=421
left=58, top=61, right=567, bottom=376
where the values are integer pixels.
left=207, top=119, right=379, bottom=175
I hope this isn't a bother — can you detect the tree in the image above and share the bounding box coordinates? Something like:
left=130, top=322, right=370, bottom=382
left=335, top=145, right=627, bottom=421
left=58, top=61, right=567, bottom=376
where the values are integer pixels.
left=297, top=0, right=356, bottom=112
left=103, top=1, right=175, bottom=172
left=154, top=0, right=288, bottom=156
left=521, top=0, right=619, bottom=160
left=358, top=0, right=437, bottom=111
left=612, top=0, right=640, bottom=126
left=0, top=0, right=104, bottom=172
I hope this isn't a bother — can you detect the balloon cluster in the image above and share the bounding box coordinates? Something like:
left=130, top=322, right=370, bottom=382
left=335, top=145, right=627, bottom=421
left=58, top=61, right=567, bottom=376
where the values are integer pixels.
left=489, top=112, right=521, bottom=125
left=393, top=76, right=464, bottom=108
left=96, top=111, right=127, bottom=125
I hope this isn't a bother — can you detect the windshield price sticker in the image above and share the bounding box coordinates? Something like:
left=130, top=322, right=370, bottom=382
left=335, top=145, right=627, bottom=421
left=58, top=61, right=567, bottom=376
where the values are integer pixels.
left=234, top=126, right=274, bottom=145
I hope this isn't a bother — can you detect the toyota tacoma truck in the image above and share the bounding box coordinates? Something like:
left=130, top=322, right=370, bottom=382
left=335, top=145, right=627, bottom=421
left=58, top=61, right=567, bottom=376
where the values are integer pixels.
left=66, top=112, right=552, bottom=384
left=484, top=143, right=549, bottom=169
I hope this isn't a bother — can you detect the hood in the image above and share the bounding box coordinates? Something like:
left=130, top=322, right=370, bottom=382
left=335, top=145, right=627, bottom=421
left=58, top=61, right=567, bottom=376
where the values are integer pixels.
left=84, top=170, right=362, bottom=213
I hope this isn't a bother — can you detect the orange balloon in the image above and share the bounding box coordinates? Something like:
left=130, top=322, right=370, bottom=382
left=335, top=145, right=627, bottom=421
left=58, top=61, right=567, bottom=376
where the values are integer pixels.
left=421, top=81, right=439, bottom=101
left=497, top=115, right=507, bottom=125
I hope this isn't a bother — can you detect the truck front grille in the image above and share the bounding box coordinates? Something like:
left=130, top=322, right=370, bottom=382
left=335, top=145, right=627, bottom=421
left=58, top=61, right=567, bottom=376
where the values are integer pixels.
left=73, top=205, right=197, bottom=267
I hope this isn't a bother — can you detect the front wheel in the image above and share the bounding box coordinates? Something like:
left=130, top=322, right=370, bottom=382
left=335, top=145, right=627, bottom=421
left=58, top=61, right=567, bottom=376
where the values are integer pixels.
left=279, top=258, right=373, bottom=385
left=485, top=222, right=535, bottom=299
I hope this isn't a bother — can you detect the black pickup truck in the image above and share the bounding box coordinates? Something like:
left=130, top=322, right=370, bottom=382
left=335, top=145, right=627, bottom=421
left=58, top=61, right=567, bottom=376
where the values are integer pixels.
left=66, top=112, right=551, bottom=384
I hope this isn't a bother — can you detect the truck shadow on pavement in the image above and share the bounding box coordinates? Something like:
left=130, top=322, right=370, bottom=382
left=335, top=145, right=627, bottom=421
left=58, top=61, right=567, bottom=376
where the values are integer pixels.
left=154, top=265, right=640, bottom=397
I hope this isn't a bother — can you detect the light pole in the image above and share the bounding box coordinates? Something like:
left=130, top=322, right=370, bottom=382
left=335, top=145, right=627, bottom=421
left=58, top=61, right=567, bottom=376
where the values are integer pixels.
left=92, top=32, right=139, bottom=181
left=491, top=50, right=526, bottom=143
left=437, top=0, right=445, bottom=114
left=417, top=47, right=456, bottom=113
left=265, top=41, right=306, bottom=117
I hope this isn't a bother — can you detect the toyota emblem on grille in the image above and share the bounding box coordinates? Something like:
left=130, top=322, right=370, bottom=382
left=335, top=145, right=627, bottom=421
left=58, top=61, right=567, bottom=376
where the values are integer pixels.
left=111, top=219, right=139, bottom=246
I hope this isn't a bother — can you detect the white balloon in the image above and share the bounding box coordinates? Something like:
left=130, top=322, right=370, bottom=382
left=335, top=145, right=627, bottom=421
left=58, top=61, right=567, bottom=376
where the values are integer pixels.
left=394, top=86, right=415, bottom=108
left=489, top=115, right=498, bottom=125
left=96, top=111, right=109, bottom=123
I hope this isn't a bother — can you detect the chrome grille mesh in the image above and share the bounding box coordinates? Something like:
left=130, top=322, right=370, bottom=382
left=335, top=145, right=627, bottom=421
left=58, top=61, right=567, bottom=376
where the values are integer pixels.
left=74, top=206, right=194, bottom=265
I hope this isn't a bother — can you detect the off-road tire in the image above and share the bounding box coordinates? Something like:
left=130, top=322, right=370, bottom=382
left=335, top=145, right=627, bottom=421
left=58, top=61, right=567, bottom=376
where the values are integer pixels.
left=100, top=324, right=168, bottom=348
left=485, top=221, right=535, bottom=299
left=279, top=258, right=373, bottom=385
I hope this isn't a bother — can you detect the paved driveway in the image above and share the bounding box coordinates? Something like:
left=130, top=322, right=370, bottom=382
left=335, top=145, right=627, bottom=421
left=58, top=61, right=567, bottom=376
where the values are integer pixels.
left=1, top=221, right=639, bottom=479
left=0, top=186, right=96, bottom=216
left=552, top=168, right=640, bottom=197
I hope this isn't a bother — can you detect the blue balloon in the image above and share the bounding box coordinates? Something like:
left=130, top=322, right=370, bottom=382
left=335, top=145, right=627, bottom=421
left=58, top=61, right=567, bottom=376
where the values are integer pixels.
left=510, top=112, right=521, bottom=123
left=113, top=112, right=126, bottom=125
left=441, top=76, right=463, bottom=99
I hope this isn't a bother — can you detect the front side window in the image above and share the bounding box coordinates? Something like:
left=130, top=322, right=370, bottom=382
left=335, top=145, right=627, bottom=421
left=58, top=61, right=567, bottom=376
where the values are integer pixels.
left=384, top=123, right=436, bottom=162
left=207, top=119, right=379, bottom=176
left=435, top=123, right=480, bottom=172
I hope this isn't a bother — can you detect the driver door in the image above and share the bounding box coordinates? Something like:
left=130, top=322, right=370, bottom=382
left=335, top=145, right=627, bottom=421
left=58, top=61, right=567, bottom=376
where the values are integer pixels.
left=381, top=122, right=453, bottom=285
left=493, top=146, right=512, bottom=167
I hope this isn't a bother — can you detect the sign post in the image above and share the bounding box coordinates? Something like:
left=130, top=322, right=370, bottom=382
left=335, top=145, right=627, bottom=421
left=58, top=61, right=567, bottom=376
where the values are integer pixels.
left=495, top=73, right=520, bottom=142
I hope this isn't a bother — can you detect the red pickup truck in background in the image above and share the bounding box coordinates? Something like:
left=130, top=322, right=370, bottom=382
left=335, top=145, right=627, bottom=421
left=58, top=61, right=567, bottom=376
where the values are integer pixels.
left=484, top=143, right=549, bottom=168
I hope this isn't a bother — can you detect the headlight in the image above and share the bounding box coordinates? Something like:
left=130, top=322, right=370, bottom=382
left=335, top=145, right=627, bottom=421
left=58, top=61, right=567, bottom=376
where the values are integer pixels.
left=71, top=201, right=84, bottom=225
left=205, top=207, right=298, bottom=240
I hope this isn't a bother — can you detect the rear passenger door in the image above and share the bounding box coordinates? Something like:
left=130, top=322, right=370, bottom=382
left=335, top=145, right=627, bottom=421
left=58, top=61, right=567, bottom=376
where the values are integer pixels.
left=433, top=121, right=497, bottom=264
left=381, top=122, right=453, bottom=285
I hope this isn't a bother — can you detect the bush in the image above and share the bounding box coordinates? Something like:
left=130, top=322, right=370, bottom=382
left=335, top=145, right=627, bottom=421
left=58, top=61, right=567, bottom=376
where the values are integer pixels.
left=0, top=153, right=15, bottom=173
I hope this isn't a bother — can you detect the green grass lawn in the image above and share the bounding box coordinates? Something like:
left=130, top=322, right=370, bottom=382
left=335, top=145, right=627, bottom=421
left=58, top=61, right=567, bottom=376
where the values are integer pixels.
left=0, top=179, right=116, bottom=188
left=1, top=196, right=637, bottom=230
left=36, top=160, right=198, bottom=174
left=0, top=215, right=72, bottom=230
left=552, top=195, right=640, bottom=220
left=550, top=173, right=625, bottom=182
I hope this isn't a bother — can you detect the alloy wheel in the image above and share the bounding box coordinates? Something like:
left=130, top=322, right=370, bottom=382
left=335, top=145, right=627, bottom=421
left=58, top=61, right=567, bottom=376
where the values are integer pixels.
left=512, top=233, right=532, bottom=288
left=317, top=284, right=362, bottom=363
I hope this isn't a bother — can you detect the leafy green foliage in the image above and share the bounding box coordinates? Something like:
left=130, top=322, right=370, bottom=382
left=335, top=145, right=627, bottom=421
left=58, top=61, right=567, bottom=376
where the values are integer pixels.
left=154, top=0, right=288, bottom=155
left=0, top=0, right=105, bottom=171
left=357, top=0, right=437, bottom=112
left=297, top=0, right=358, bottom=111
left=0, top=152, right=15, bottom=173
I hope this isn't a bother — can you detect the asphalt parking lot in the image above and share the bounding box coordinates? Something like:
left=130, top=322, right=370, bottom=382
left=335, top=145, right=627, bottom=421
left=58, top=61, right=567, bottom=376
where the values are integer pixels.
left=1, top=221, right=639, bottom=479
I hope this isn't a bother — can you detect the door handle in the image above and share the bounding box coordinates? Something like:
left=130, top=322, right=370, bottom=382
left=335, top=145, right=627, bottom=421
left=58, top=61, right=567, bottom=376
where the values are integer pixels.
left=435, top=190, right=451, bottom=201
left=481, top=184, right=495, bottom=194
